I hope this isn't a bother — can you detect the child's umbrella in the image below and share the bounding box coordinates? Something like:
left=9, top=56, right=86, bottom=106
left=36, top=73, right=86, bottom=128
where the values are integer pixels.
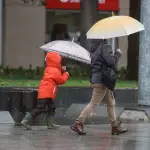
left=40, top=40, right=91, bottom=64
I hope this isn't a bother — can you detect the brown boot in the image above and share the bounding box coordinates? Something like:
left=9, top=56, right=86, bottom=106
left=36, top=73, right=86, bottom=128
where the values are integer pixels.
left=70, top=120, right=86, bottom=135
left=111, top=120, right=128, bottom=135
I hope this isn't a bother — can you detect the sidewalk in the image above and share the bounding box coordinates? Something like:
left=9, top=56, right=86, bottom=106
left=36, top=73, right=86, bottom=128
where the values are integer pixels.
left=0, top=123, right=150, bottom=150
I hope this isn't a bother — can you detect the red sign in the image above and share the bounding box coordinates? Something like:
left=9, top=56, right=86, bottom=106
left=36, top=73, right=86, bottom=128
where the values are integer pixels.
left=45, top=0, right=119, bottom=11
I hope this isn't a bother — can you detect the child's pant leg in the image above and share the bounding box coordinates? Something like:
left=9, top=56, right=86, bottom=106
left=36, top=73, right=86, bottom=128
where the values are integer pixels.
left=31, top=98, right=49, bottom=118
left=47, top=100, right=56, bottom=117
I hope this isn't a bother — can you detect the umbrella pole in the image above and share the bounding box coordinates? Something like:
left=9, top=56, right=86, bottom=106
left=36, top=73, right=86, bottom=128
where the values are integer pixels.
left=111, top=12, right=116, bottom=55
left=112, top=38, right=116, bottom=55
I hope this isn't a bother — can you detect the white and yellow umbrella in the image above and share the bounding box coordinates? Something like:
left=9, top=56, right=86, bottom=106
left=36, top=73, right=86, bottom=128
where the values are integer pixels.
left=86, top=15, right=145, bottom=39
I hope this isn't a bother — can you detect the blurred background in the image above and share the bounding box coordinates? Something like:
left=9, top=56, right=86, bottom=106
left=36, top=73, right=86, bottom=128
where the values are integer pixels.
left=0, top=0, right=140, bottom=87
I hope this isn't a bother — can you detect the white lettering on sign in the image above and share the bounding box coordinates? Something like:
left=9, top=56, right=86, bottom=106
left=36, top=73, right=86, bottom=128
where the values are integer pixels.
left=60, top=0, right=105, bottom=4
left=70, top=0, right=80, bottom=2
left=60, top=0, right=80, bottom=3
left=99, top=0, right=105, bottom=4
left=60, top=0, right=69, bottom=3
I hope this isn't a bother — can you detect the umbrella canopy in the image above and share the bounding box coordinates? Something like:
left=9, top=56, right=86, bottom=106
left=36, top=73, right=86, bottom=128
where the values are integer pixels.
left=86, top=16, right=145, bottom=39
left=40, top=40, right=91, bottom=64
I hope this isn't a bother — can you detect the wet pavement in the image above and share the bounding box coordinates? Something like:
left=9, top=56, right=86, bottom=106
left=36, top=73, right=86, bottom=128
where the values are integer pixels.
left=0, top=123, right=150, bottom=150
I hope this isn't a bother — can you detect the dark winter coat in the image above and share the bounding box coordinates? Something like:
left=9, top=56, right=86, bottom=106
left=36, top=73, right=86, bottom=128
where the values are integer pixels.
left=89, top=39, right=121, bottom=85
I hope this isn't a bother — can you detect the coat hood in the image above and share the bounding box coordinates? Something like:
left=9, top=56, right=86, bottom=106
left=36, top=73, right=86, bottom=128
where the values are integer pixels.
left=88, top=39, right=105, bottom=53
left=45, top=52, right=61, bottom=69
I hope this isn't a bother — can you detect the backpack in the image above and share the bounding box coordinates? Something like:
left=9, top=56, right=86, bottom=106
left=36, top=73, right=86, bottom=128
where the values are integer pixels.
left=100, top=44, right=116, bottom=91
left=90, top=43, right=116, bottom=91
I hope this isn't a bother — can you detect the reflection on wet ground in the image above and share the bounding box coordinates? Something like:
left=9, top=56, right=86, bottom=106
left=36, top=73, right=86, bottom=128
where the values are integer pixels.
left=0, top=123, right=150, bottom=150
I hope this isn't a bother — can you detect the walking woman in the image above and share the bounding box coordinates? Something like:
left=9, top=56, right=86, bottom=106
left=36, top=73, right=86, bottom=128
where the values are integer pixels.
left=70, top=39, right=128, bottom=135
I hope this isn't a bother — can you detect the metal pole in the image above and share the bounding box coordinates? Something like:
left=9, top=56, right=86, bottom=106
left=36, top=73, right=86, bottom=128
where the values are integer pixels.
left=0, top=0, right=3, bottom=65
left=138, top=0, right=150, bottom=106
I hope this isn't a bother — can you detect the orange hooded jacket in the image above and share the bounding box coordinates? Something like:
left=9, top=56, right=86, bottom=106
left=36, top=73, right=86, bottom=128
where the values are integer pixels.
left=38, top=52, right=69, bottom=100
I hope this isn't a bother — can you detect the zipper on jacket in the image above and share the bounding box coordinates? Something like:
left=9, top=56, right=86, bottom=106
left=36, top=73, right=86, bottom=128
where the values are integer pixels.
left=53, top=86, right=56, bottom=94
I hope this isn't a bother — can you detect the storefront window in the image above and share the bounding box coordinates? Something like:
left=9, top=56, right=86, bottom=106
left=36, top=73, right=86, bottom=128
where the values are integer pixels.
left=47, top=11, right=110, bottom=43
left=46, top=10, right=116, bottom=50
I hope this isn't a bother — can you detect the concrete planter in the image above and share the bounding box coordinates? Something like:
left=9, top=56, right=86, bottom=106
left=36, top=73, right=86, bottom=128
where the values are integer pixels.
left=0, top=87, right=138, bottom=125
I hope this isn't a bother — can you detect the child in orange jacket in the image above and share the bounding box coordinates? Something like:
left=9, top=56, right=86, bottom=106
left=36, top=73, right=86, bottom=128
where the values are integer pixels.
left=21, top=52, right=69, bottom=130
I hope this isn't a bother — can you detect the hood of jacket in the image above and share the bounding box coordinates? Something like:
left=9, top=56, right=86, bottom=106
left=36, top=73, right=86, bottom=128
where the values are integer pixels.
left=45, top=52, right=61, bottom=69
left=88, top=39, right=106, bottom=53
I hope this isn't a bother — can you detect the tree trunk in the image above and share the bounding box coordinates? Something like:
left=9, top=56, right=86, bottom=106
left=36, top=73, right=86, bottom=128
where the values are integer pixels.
left=80, top=0, right=98, bottom=49
left=1, top=0, right=5, bottom=66
left=126, top=0, right=141, bottom=80
left=80, top=0, right=98, bottom=76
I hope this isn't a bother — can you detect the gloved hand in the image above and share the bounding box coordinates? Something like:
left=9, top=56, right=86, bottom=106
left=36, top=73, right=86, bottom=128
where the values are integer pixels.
left=61, top=66, right=67, bottom=73
left=116, top=48, right=122, bottom=55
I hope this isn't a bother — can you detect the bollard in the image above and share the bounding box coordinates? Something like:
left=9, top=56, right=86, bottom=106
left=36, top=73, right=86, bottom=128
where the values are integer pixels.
left=10, top=90, right=25, bottom=125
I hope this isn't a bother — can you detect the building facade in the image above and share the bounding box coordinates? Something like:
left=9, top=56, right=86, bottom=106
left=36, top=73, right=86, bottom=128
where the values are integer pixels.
left=2, top=0, right=130, bottom=69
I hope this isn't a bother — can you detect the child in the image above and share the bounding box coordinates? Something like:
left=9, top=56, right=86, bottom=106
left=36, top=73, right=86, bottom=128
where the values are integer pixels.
left=21, top=52, right=69, bottom=130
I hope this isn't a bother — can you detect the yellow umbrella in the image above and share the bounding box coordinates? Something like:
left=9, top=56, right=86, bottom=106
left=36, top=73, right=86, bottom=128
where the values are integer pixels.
left=86, top=15, right=145, bottom=39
